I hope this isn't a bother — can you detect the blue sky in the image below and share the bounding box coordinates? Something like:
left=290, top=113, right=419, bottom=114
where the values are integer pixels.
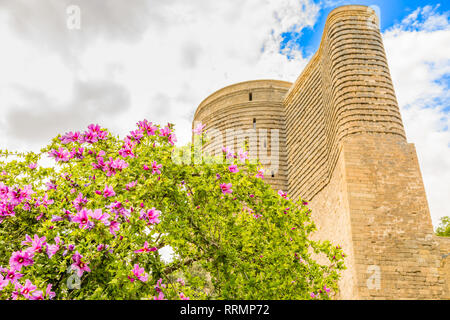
left=281, top=0, right=450, bottom=57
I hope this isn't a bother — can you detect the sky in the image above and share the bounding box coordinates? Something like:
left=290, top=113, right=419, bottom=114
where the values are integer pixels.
left=0, top=0, right=448, bottom=227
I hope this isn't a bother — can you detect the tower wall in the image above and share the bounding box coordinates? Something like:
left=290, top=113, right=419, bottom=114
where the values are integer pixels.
left=192, top=5, right=450, bottom=299
left=283, top=5, right=449, bottom=299
left=194, top=80, right=292, bottom=191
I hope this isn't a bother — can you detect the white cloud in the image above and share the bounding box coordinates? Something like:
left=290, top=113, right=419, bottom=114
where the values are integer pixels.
left=383, top=5, right=450, bottom=227
left=0, top=0, right=319, bottom=151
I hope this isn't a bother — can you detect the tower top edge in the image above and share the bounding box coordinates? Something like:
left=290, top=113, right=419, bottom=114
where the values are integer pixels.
left=194, top=79, right=292, bottom=119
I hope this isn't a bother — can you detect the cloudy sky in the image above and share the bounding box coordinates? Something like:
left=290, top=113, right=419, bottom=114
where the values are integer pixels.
left=0, top=0, right=448, bottom=227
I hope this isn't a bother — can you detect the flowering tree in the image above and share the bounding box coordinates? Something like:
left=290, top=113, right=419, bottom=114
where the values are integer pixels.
left=0, top=120, right=345, bottom=300
left=436, top=216, right=450, bottom=238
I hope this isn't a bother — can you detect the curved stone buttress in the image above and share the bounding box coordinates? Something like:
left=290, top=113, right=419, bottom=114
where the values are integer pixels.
left=193, top=80, right=292, bottom=192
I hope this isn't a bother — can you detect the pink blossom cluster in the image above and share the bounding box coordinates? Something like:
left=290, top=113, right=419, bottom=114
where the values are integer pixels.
left=136, top=119, right=176, bottom=146
left=119, top=137, right=137, bottom=158
left=139, top=207, right=161, bottom=225
left=49, top=147, right=86, bottom=162
left=0, top=233, right=61, bottom=299
left=92, top=151, right=129, bottom=176
left=60, top=124, right=108, bottom=145
left=143, top=161, right=162, bottom=175
left=0, top=182, right=35, bottom=223
left=70, top=252, right=91, bottom=277
left=220, top=183, right=233, bottom=195
left=310, top=286, right=330, bottom=299
left=128, top=264, right=148, bottom=283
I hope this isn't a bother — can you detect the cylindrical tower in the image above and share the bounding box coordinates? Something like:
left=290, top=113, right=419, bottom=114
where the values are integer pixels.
left=193, top=80, right=292, bottom=192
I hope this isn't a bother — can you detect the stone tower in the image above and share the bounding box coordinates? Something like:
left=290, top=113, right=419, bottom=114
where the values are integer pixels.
left=193, top=5, right=450, bottom=299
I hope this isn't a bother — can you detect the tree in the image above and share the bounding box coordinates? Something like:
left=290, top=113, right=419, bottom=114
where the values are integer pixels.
left=436, top=216, right=450, bottom=238
left=0, top=120, right=345, bottom=300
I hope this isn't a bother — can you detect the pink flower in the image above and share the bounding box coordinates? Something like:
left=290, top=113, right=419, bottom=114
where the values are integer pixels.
left=176, top=278, right=185, bottom=286
left=155, top=278, right=166, bottom=293
left=72, top=192, right=88, bottom=211
left=49, top=147, right=70, bottom=162
left=220, top=183, right=233, bottom=195
left=134, top=241, right=158, bottom=253
left=89, top=209, right=110, bottom=225
left=193, top=123, right=206, bottom=135
left=238, top=148, right=249, bottom=162
left=129, top=130, right=144, bottom=143
left=70, top=147, right=84, bottom=159
left=46, top=181, right=57, bottom=190
left=28, top=163, right=38, bottom=170
left=119, top=137, right=137, bottom=158
left=255, top=168, right=264, bottom=179
left=17, top=279, right=36, bottom=299
left=105, top=158, right=129, bottom=176
left=0, top=275, right=9, bottom=290
left=153, top=292, right=165, bottom=300
left=137, top=120, right=158, bottom=136
left=109, top=220, right=120, bottom=236
left=168, top=133, right=177, bottom=146
left=102, top=184, right=116, bottom=198
left=151, top=161, right=162, bottom=175
left=310, top=292, right=318, bottom=299
left=29, top=290, right=44, bottom=300
left=130, top=264, right=148, bottom=282
left=92, top=152, right=107, bottom=171
left=97, top=244, right=110, bottom=252
left=9, top=250, right=34, bottom=271
left=3, top=269, right=23, bottom=284
left=47, top=239, right=60, bottom=259
left=45, top=284, right=56, bottom=299
left=140, top=208, right=161, bottom=225
left=159, top=126, right=171, bottom=137
left=35, top=193, right=54, bottom=208
left=125, top=180, right=137, bottom=191
left=71, top=252, right=91, bottom=277
left=80, top=124, right=108, bottom=143
left=60, top=131, right=81, bottom=144
left=30, top=284, right=56, bottom=300
left=72, top=208, right=93, bottom=229
left=228, top=165, right=239, bottom=173
left=179, top=292, right=190, bottom=300
left=278, top=190, right=288, bottom=199
left=221, top=146, right=234, bottom=159
left=22, top=234, right=47, bottom=253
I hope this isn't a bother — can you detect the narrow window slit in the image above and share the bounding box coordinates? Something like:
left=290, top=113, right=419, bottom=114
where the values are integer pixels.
left=249, top=92, right=253, bottom=101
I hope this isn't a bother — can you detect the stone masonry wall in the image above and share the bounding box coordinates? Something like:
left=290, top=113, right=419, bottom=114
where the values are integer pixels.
left=194, top=80, right=292, bottom=192
left=284, top=5, right=449, bottom=299
left=192, top=5, right=450, bottom=299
